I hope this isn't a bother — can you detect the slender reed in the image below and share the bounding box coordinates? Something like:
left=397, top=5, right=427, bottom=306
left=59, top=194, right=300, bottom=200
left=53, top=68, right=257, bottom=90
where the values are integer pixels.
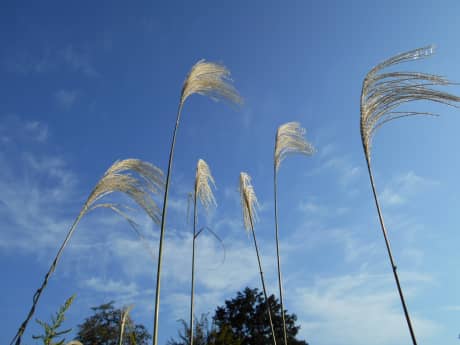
left=153, top=60, right=241, bottom=345
left=119, top=305, right=134, bottom=345
left=239, top=172, right=277, bottom=345
left=10, top=159, right=164, bottom=345
left=360, top=45, right=460, bottom=345
left=274, top=122, right=314, bottom=345
left=190, top=159, right=216, bottom=345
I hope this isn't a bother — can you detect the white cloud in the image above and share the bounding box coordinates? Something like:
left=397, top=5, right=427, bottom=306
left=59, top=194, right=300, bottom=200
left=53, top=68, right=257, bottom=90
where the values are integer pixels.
left=23, top=120, right=49, bottom=142
left=0, top=115, right=49, bottom=143
left=294, top=272, right=440, bottom=345
left=442, top=305, right=460, bottom=312
left=55, top=89, right=78, bottom=110
left=380, top=171, right=438, bottom=207
left=308, top=154, right=362, bottom=192
left=0, top=150, right=78, bottom=252
left=298, top=200, right=325, bottom=215
left=60, top=45, right=98, bottom=77
left=83, top=277, right=140, bottom=295
left=3, top=45, right=98, bottom=77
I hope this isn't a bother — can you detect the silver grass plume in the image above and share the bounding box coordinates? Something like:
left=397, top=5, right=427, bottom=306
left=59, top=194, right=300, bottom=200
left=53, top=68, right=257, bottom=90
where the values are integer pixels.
left=360, top=46, right=460, bottom=345
left=275, top=122, right=315, bottom=171
left=195, top=159, right=217, bottom=210
left=274, top=121, right=314, bottom=345
left=180, top=60, right=243, bottom=107
left=87, top=159, right=164, bottom=224
left=119, top=305, right=134, bottom=345
left=239, top=172, right=259, bottom=231
left=153, top=59, right=241, bottom=345
left=238, top=172, right=277, bottom=345
left=360, top=45, right=460, bottom=160
left=190, top=159, right=216, bottom=345
left=11, top=159, right=164, bottom=345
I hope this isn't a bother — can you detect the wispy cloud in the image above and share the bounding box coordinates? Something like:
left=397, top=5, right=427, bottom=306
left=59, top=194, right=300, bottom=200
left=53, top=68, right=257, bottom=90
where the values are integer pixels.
left=0, top=115, right=48, bottom=143
left=441, top=305, right=460, bottom=312
left=83, top=277, right=140, bottom=296
left=380, top=171, right=438, bottom=207
left=60, top=45, right=98, bottom=77
left=308, top=151, right=362, bottom=194
left=3, top=45, right=98, bottom=77
left=55, top=89, right=78, bottom=110
left=299, top=200, right=324, bottom=214
left=294, top=272, right=440, bottom=345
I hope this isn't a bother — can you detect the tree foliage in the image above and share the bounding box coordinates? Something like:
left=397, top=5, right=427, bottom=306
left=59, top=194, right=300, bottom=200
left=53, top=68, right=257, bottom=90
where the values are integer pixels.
left=168, top=287, right=308, bottom=345
left=167, top=314, right=240, bottom=345
left=76, top=301, right=151, bottom=345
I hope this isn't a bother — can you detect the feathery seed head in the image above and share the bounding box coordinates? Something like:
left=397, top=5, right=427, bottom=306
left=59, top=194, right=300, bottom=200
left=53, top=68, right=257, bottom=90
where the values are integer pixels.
left=195, top=159, right=217, bottom=211
left=360, top=45, right=460, bottom=160
left=180, top=60, right=243, bottom=107
left=239, top=172, right=259, bottom=232
left=274, top=122, right=315, bottom=171
left=84, top=159, right=165, bottom=225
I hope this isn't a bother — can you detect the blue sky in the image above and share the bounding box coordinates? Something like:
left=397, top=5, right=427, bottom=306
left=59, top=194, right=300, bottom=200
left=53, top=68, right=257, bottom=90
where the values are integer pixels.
left=1, top=1, right=460, bottom=345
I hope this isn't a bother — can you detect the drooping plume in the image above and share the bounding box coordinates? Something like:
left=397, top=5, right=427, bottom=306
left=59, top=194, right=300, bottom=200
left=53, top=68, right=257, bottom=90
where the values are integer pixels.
left=180, top=60, right=243, bottom=107
left=153, top=59, right=241, bottom=345
left=273, top=121, right=314, bottom=345
left=10, top=159, right=164, bottom=345
left=195, top=159, right=216, bottom=210
left=239, top=172, right=259, bottom=232
left=239, top=172, right=277, bottom=345
left=87, top=159, right=164, bottom=224
left=275, top=121, right=315, bottom=171
left=359, top=46, right=460, bottom=345
left=360, top=45, right=460, bottom=159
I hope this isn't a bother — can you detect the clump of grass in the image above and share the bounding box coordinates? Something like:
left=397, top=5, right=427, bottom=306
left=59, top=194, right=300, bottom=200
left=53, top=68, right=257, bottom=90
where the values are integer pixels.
left=153, top=60, right=241, bottom=345
left=189, top=159, right=216, bottom=345
left=360, top=45, right=460, bottom=345
left=239, top=172, right=277, bottom=345
left=273, top=122, right=314, bottom=345
left=11, top=159, right=164, bottom=345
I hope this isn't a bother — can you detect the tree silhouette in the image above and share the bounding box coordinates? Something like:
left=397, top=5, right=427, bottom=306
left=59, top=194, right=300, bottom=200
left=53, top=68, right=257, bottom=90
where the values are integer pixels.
left=169, top=288, right=308, bottom=345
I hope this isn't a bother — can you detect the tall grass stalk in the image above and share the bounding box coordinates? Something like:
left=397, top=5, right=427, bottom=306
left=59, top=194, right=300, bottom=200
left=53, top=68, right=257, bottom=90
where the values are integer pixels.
left=153, top=60, right=241, bottom=345
left=239, top=172, right=277, bottom=345
left=360, top=45, right=460, bottom=345
left=11, top=159, right=164, bottom=345
left=190, top=159, right=216, bottom=345
left=274, top=122, right=314, bottom=345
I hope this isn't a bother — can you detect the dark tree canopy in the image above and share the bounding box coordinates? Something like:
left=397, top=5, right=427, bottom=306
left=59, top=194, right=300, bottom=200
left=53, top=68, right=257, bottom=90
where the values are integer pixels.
left=167, top=314, right=240, bottom=345
left=168, top=287, right=308, bottom=345
left=76, top=301, right=151, bottom=345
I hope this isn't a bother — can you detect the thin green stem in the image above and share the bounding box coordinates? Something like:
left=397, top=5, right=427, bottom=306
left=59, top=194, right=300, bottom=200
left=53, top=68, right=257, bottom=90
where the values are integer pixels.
left=10, top=209, right=86, bottom=345
left=274, top=170, right=288, bottom=345
left=365, top=155, right=417, bottom=345
left=189, top=191, right=198, bottom=345
left=153, top=103, right=183, bottom=345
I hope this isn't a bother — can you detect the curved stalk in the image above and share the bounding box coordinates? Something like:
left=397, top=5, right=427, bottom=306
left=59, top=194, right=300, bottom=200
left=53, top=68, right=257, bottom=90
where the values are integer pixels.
left=10, top=210, right=86, bottom=345
left=274, top=170, right=288, bottom=345
left=153, top=103, right=183, bottom=345
left=189, top=191, right=198, bottom=345
left=364, top=155, right=417, bottom=345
